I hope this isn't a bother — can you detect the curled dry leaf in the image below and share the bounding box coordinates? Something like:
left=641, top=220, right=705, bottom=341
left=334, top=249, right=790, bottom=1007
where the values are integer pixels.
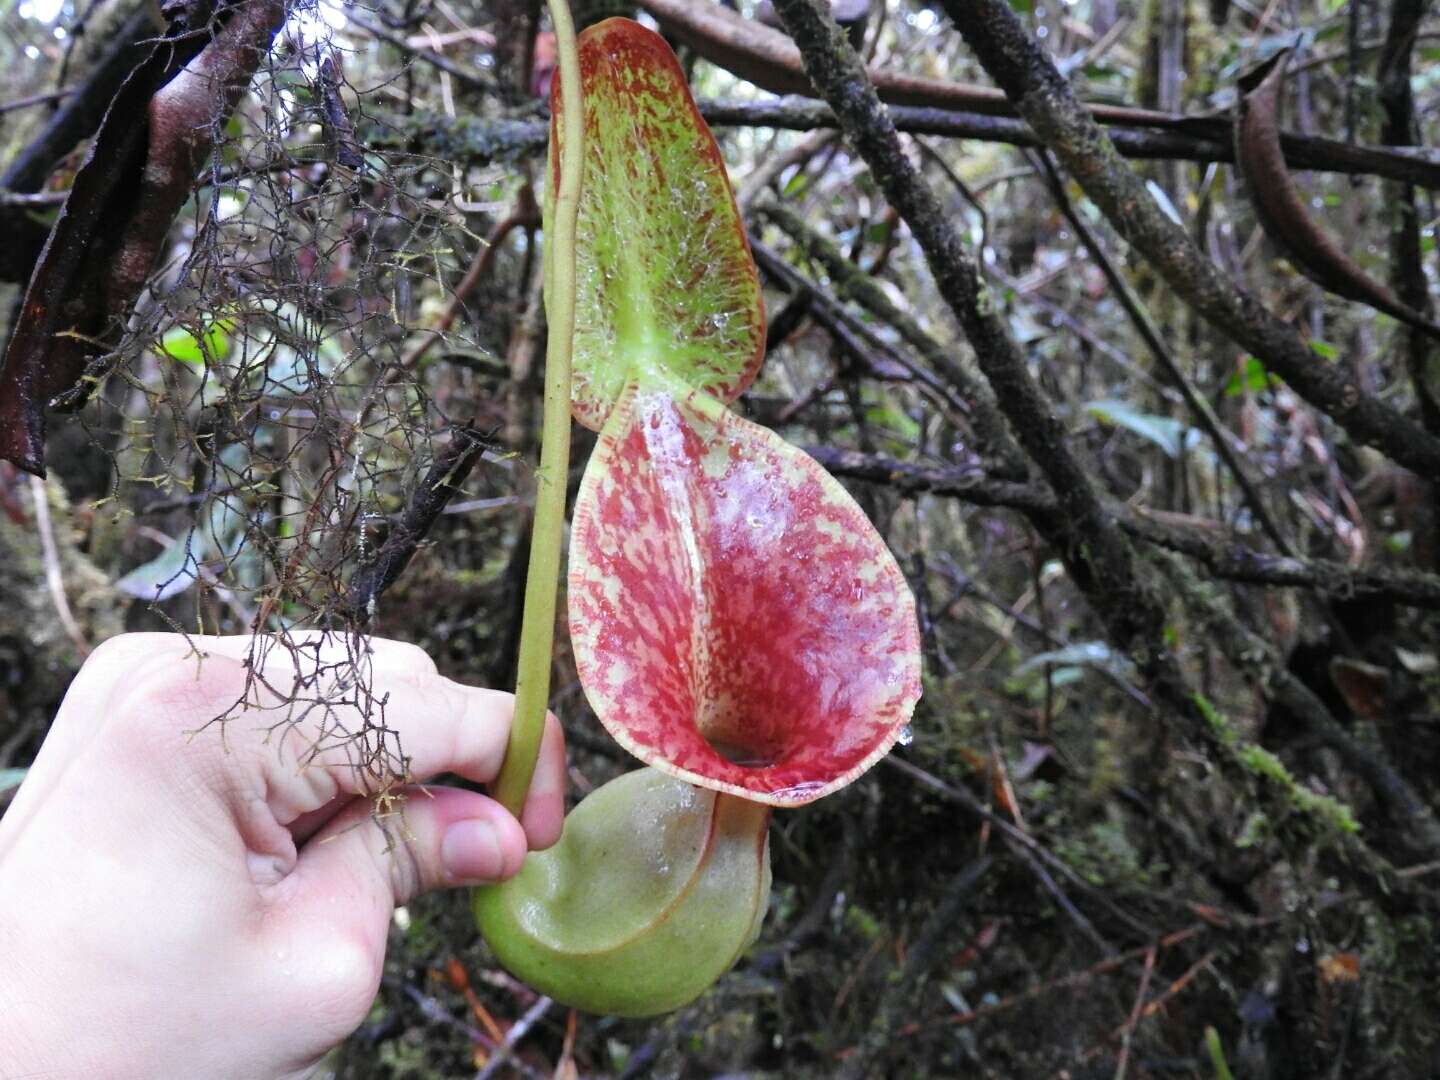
left=1235, top=50, right=1440, bottom=340
left=0, top=0, right=287, bottom=476
left=1328, top=656, right=1390, bottom=723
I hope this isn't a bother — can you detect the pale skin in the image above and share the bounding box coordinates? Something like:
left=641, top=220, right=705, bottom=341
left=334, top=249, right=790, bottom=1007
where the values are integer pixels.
left=0, top=632, right=567, bottom=1078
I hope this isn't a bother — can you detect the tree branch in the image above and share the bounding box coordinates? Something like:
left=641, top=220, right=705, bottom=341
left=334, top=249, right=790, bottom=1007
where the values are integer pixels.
left=770, top=0, right=1171, bottom=682
left=342, top=426, right=499, bottom=625
left=1156, top=549, right=1440, bottom=861
left=807, top=445, right=1440, bottom=611
left=699, top=96, right=1440, bottom=189
left=1378, top=0, right=1440, bottom=433
left=937, top=0, right=1440, bottom=479
left=1029, top=150, right=1292, bottom=556
left=753, top=198, right=1026, bottom=477
left=0, top=0, right=291, bottom=475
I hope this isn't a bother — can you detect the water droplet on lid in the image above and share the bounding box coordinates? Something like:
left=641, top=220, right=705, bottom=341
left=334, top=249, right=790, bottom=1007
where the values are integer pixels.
left=896, top=724, right=914, bottom=747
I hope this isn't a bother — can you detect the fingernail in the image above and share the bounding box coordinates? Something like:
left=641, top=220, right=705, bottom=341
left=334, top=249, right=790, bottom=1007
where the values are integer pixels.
left=442, top=819, right=506, bottom=883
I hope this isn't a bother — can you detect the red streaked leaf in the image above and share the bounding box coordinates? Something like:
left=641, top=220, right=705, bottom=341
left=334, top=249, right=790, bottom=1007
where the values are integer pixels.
left=549, top=19, right=764, bottom=431
left=569, top=388, right=922, bottom=806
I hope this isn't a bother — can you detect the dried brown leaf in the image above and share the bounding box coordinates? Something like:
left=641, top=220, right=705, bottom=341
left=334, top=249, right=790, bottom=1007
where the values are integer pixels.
left=1235, top=50, right=1440, bottom=340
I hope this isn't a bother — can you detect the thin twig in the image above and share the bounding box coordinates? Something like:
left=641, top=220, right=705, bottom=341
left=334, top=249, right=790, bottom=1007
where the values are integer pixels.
left=399, top=188, right=540, bottom=372
left=350, top=11, right=495, bottom=91
left=942, top=925, right=1206, bottom=1030
left=884, top=755, right=1158, bottom=940
left=0, top=87, right=75, bottom=114
left=475, top=995, right=553, bottom=1080
left=941, top=0, right=1440, bottom=478
left=810, top=446, right=1440, bottom=611
left=27, top=475, right=90, bottom=657
left=835, top=856, right=993, bottom=1080
left=1112, top=944, right=1158, bottom=1080
left=1031, top=150, right=1292, bottom=556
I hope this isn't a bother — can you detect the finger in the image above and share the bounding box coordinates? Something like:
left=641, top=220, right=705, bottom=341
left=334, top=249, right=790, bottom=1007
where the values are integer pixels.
left=68, top=635, right=554, bottom=857
left=285, top=795, right=353, bottom=846
left=285, top=786, right=529, bottom=917
left=519, top=713, right=566, bottom=850
left=244, top=670, right=519, bottom=808
left=62, top=639, right=521, bottom=850
left=247, top=787, right=529, bottom=1056
left=200, top=631, right=440, bottom=684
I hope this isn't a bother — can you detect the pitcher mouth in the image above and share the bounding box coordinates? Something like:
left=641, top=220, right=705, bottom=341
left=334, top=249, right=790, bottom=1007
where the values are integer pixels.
left=704, top=739, right=777, bottom=770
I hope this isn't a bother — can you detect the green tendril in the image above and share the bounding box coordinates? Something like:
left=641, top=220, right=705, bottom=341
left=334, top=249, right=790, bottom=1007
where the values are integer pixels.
left=492, top=0, right=583, bottom=816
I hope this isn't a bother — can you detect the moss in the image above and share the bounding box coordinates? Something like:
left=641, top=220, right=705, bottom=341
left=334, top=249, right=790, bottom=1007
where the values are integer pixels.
left=1192, top=692, right=1361, bottom=838
left=1236, top=744, right=1361, bottom=835
left=1235, top=810, right=1269, bottom=849
left=1055, top=814, right=1161, bottom=889
left=1191, top=691, right=1235, bottom=746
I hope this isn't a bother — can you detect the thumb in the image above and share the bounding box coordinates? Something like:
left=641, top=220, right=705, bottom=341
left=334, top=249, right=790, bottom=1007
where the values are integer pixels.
left=287, top=786, right=530, bottom=926
left=245, top=788, right=531, bottom=1062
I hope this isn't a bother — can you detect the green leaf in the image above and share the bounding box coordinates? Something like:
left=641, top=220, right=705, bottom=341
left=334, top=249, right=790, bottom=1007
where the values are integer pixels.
left=1224, top=356, right=1275, bottom=396
left=1084, top=399, right=1198, bottom=458
left=159, top=317, right=233, bottom=366
left=864, top=401, right=921, bottom=441
left=550, top=19, right=764, bottom=430
left=1205, top=1026, right=1237, bottom=1080
left=115, top=531, right=200, bottom=601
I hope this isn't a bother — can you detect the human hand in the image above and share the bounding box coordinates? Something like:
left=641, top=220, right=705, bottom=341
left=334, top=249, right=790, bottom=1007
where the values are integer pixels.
left=0, top=632, right=566, bottom=1078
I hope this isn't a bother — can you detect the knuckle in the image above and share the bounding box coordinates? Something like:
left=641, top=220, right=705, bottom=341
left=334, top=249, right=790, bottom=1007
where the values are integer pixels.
left=84, top=632, right=140, bottom=668
left=111, top=650, right=244, bottom=743
left=382, top=817, right=428, bottom=902
left=293, top=933, right=384, bottom=1038
left=375, top=638, right=439, bottom=679
left=76, top=633, right=164, bottom=687
left=456, top=686, right=513, bottom=778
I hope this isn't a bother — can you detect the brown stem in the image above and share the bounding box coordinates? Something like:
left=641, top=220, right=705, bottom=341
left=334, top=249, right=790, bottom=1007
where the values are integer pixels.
left=399, top=186, right=540, bottom=372
left=1378, top=0, right=1440, bottom=434
left=342, top=426, right=498, bottom=626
